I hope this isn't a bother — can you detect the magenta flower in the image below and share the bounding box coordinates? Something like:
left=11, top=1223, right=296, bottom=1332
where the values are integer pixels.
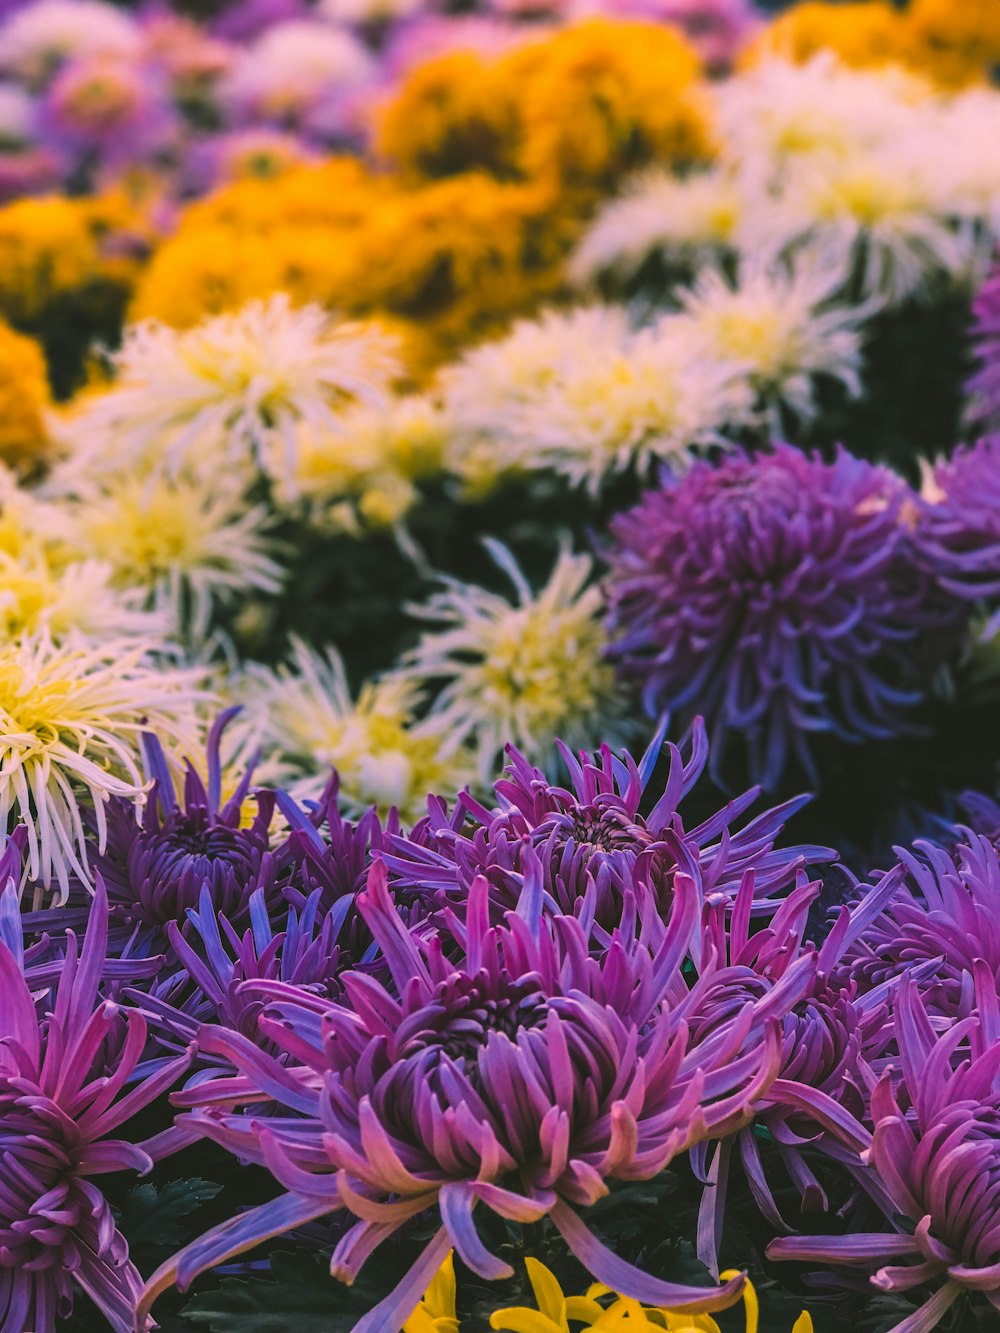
left=769, top=976, right=1000, bottom=1330
left=384, top=720, right=835, bottom=936
left=138, top=860, right=793, bottom=1329
left=0, top=875, right=190, bottom=1332
left=605, top=445, right=961, bottom=788
left=837, top=834, right=1000, bottom=1020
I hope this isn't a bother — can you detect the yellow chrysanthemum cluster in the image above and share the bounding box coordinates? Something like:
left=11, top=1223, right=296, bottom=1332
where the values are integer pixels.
left=750, top=0, right=1000, bottom=88
left=377, top=19, right=713, bottom=193
left=0, top=321, right=51, bottom=466
left=131, top=159, right=574, bottom=371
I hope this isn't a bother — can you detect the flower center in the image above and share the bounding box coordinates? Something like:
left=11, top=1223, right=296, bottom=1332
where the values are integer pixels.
left=398, top=972, right=548, bottom=1071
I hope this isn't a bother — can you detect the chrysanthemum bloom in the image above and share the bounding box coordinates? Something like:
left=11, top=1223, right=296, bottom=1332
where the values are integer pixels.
left=0, top=632, right=204, bottom=900
left=0, top=550, right=169, bottom=645
left=140, top=864, right=781, bottom=1329
left=479, top=317, right=751, bottom=494
left=915, top=436, right=1000, bottom=602
left=769, top=977, right=1000, bottom=1330
left=690, top=867, right=903, bottom=1271
left=569, top=168, right=743, bottom=291
left=746, top=2, right=909, bottom=74
left=770, top=141, right=975, bottom=305
left=602, top=0, right=758, bottom=75
left=712, top=55, right=936, bottom=177
left=221, top=19, right=375, bottom=132
left=94, top=708, right=277, bottom=933
left=605, top=444, right=958, bottom=788
left=0, top=875, right=190, bottom=1332
left=62, top=294, right=402, bottom=482
left=239, top=638, right=469, bottom=821
left=0, top=319, right=51, bottom=467
left=907, top=0, right=1000, bottom=87
left=402, top=542, right=619, bottom=782
left=836, top=834, right=1000, bottom=1020
left=968, top=263, right=1000, bottom=426
left=487, top=1259, right=814, bottom=1332
left=384, top=719, right=834, bottom=932
left=281, top=394, right=447, bottom=532
left=38, top=53, right=177, bottom=172
left=0, top=0, right=139, bottom=90
left=671, top=258, right=868, bottom=428
left=182, top=128, right=318, bottom=196
left=63, top=471, right=283, bottom=641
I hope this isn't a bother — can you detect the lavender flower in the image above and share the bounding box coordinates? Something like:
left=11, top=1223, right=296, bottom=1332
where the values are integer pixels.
left=138, top=861, right=794, bottom=1329
left=837, top=833, right=1000, bottom=1020
left=385, top=719, right=834, bottom=935
left=605, top=445, right=960, bottom=788
left=0, top=874, right=190, bottom=1332
left=94, top=709, right=278, bottom=933
left=769, top=977, right=1000, bottom=1331
left=917, top=436, right=1000, bottom=601
left=968, top=261, right=1000, bottom=427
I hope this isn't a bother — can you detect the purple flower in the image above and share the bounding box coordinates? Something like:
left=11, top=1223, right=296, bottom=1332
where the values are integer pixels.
left=138, top=860, right=793, bottom=1329
left=604, top=445, right=962, bottom=788
left=0, top=875, right=190, bottom=1332
left=968, top=261, right=1000, bottom=427
left=837, top=834, right=1000, bottom=1021
left=384, top=720, right=835, bottom=936
left=93, top=709, right=278, bottom=935
left=768, top=977, right=1000, bottom=1330
left=917, top=436, right=1000, bottom=601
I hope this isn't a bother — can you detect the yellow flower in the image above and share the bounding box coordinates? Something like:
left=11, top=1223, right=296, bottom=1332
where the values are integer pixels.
left=746, top=3, right=910, bottom=72
left=487, top=1262, right=814, bottom=1333
left=376, top=50, right=522, bottom=181
left=501, top=20, right=713, bottom=193
left=906, top=0, right=1000, bottom=87
left=404, top=1251, right=460, bottom=1333
left=0, top=321, right=51, bottom=466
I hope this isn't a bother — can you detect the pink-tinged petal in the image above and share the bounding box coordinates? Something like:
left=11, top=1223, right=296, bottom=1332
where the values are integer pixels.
left=768, top=1234, right=922, bottom=1265
left=470, top=1181, right=556, bottom=1221
left=550, top=1199, right=744, bottom=1312
left=352, top=1227, right=452, bottom=1333
left=440, top=1181, right=514, bottom=1280
left=883, top=1281, right=962, bottom=1333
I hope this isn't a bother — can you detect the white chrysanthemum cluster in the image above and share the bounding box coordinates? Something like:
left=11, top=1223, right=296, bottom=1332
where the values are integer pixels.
left=574, top=54, right=1000, bottom=305
left=0, top=0, right=139, bottom=88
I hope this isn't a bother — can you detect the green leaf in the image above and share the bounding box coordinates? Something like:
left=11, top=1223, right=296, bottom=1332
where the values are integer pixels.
left=117, top=1179, right=224, bottom=1263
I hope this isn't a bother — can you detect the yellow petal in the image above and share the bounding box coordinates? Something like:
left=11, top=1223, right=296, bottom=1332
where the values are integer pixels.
left=490, top=1309, right=567, bottom=1333
left=525, top=1258, right=571, bottom=1326
left=791, top=1315, right=815, bottom=1333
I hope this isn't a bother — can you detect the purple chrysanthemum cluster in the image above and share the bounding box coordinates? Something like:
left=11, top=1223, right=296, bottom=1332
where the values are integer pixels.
left=604, top=442, right=998, bottom=789
left=968, top=261, right=1000, bottom=428
left=3, top=709, right=1000, bottom=1331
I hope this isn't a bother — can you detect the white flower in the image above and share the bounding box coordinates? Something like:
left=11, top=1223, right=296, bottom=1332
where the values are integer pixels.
left=280, top=394, right=448, bottom=531
left=0, top=0, right=139, bottom=88
left=570, top=168, right=744, bottom=286
left=67, top=473, right=283, bottom=641
left=672, top=257, right=870, bottom=424
left=224, top=21, right=375, bottom=122
left=495, top=318, right=752, bottom=492
left=402, top=541, right=620, bottom=781
left=0, top=632, right=205, bottom=901
left=59, top=295, right=402, bottom=484
left=713, top=55, right=939, bottom=181
left=238, top=639, right=468, bottom=820
left=769, top=143, right=974, bottom=303
left=0, top=551, right=171, bottom=646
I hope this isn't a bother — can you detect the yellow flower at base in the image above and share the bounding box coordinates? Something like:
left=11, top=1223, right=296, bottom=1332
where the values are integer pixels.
left=0, top=321, right=51, bottom=466
left=488, top=1261, right=814, bottom=1333
left=404, top=1252, right=460, bottom=1333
